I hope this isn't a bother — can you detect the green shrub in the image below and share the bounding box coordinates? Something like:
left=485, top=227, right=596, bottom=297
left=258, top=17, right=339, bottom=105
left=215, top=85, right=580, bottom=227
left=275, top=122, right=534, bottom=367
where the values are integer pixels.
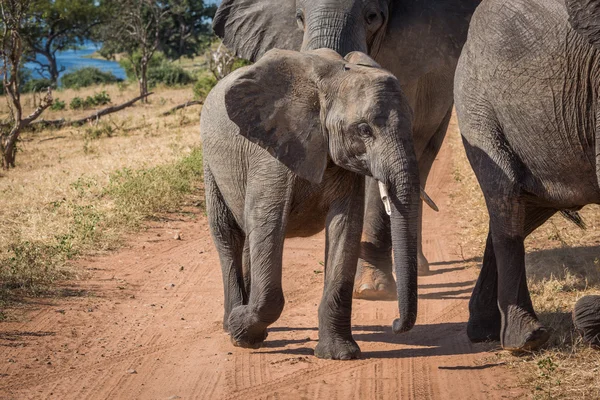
left=22, top=78, right=54, bottom=93
left=1, top=241, right=72, bottom=295
left=70, top=91, right=111, bottom=110
left=70, top=97, right=84, bottom=110
left=50, top=99, right=66, bottom=111
left=60, top=67, right=119, bottom=89
left=106, top=148, right=203, bottom=222
left=193, top=72, right=217, bottom=100
left=147, top=61, right=194, bottom=87
left=119, top=51, right=166, bottom=81
left=232, top=58, right=252, bottom=71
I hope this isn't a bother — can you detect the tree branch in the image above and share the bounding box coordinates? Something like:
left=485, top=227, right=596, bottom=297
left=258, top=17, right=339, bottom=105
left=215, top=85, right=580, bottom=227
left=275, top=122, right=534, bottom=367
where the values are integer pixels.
left=32, top=92, right=153, bottom=129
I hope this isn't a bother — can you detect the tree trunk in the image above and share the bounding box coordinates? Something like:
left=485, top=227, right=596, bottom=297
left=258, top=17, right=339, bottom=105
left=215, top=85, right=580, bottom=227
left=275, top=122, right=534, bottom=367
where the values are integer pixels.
left=1, top=89, right=52, bottom=169
left=139, top=60, right=149, bottom=103
left=48, top=53, right=60, bottom=85
left=1, top=125, right=21, bottom=169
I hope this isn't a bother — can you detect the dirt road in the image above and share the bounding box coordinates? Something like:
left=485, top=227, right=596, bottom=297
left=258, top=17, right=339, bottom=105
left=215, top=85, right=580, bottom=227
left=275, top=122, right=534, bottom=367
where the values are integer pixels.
left=0, top=125, right=524, bottom=399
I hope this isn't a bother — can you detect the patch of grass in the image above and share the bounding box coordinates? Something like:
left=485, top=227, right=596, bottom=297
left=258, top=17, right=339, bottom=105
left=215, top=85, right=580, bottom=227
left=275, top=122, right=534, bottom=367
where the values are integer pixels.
left=106, top=148, right=203, bottom=224
left=0, top=241, right=73, bottom=297
left=0, top=148, right=203, bottom=301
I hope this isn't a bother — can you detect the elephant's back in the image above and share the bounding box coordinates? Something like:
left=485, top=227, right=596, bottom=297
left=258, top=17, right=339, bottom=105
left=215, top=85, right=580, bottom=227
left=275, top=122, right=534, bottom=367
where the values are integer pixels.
left=456, top=0, right=600, bottom=207
left=464, top=0, right=568, bottom=84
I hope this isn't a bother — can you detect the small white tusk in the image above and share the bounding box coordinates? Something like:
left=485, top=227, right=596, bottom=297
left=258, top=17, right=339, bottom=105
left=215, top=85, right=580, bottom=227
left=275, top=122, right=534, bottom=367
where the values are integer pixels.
left=378, top=181, right=392, bottom=216
left=420, top=188, right=439, bottom=212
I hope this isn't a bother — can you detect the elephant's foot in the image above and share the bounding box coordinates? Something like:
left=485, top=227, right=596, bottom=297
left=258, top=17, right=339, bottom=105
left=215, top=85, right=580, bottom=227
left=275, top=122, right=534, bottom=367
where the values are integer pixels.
left=353, top=260, right=396, bottom=301
left=573, top=295, right=600, bottom=347
left=227, top=305, right=269, bottom=349
left=417, top=251, right=431, bottom=276
left=501, top=305, right=550, bottom=351
left=314, top=336, right=361, bottom=360
left=467, top=312, right=501, bottom=342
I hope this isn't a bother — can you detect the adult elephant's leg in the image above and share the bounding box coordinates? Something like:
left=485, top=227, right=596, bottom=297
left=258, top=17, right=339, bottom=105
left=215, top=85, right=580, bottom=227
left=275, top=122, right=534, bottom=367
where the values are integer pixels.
left=490, top=199, right=551, bottom=351
left=316, top=176, right=364, bottom=360
left=468, top=207, right=556, bottom=343
left=353, top=177, right=396, bottom=301
left=467, top=230, right=500, bottom=341
left=414, top=105, right=452, bottom=275
left=205, top=167, right=246, bottom=332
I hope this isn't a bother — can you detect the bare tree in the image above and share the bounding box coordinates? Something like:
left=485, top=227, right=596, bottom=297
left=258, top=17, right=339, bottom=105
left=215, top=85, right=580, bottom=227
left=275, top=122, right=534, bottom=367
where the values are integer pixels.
left=101, top=0, right=169, bottom=102
left=209, top=42, right=236, bottom=80
left=0, top=0, right=52, bottom=169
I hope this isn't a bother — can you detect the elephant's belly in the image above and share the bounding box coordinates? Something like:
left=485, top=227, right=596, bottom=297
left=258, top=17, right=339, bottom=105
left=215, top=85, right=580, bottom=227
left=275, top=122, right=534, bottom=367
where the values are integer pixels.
left=285, top=207, right=328, bottom=238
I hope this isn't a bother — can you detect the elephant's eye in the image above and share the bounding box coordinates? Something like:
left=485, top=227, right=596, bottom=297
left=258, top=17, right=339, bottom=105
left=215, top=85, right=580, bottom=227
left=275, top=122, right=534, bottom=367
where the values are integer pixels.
left=357, top=122, right=374, bottom=139
left=365, top=11, right=379, bottom=25
left=296, top=10, right=305, bottom=29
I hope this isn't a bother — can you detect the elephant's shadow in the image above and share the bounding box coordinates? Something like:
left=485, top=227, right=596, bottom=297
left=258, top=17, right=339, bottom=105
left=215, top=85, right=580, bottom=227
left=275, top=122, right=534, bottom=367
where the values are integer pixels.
left=525, top=244, right=600, bottom=287
left=260, top=322, right=504, bottom=361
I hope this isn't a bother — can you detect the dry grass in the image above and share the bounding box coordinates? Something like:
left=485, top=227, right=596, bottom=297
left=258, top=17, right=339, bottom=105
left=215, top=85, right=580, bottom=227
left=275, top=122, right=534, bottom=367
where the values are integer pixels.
left=447, top=113, right=600, bottom=399
left=0, top=82, right=204, bottom=299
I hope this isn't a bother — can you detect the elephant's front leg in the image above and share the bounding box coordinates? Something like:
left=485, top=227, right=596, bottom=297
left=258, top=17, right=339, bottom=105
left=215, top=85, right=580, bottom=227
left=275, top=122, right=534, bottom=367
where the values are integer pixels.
left=353, top=177, right=397, bottom=300
left=315, top=177, right=364, bottom=360
left=227, top=184, right=289, bottom=349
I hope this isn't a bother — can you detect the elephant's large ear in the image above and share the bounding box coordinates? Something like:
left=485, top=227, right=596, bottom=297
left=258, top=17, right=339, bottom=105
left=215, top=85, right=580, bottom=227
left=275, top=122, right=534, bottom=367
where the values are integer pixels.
left=213, top=0, right=304, bottom=61
left=566, top=0, right=600, bottom=50
left=224, top=50, right=328, bottom=184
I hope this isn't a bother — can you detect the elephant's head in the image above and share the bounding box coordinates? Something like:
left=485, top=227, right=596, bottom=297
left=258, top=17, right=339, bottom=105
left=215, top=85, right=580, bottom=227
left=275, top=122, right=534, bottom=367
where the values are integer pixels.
left=214, top=0, right=390, bottom=60
left=224, top=49, right=420, bottom=333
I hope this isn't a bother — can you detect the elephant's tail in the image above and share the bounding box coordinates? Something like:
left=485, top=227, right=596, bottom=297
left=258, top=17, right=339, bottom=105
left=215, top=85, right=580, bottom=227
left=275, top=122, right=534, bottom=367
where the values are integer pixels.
left=560, top=209, right=586, bottom=229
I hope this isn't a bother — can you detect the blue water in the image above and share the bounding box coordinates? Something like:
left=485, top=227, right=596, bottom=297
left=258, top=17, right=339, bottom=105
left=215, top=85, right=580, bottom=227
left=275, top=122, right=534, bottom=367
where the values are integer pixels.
left=24, top=42, right=127, bottom=81
left=23, top=0, right=224, bottom=82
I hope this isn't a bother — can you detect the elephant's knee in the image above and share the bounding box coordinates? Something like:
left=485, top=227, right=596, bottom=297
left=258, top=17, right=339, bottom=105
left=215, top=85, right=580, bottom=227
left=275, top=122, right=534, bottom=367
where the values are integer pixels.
left=254, top=288, right=285, bottom=324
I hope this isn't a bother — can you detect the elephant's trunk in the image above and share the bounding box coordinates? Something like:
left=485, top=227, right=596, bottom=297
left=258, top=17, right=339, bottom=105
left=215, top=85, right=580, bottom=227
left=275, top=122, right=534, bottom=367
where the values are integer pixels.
left=301, top=8, right=367, bottom=56
left=386, top=146, right=420, bottom=334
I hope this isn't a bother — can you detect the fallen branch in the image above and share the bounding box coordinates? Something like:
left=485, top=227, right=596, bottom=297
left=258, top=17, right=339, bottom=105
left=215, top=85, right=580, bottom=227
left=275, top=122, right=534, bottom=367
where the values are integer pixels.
left=38, top=135, right=67, bottom=143
left=31, top=92, right=153, bottom=129
left=161, top=100, right=203, bottom=116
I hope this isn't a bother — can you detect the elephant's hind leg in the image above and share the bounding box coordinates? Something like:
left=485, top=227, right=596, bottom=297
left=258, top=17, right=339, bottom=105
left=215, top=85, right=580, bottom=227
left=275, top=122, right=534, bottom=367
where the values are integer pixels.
left=353, top=177, right=396, bottom=301
left=468, top=206, right=556, bottom=344
left=467, top=230, right=501, bottom=342
left=204, top=167, right=247, bottom=332
left=488, top=199, right=554, bottom=351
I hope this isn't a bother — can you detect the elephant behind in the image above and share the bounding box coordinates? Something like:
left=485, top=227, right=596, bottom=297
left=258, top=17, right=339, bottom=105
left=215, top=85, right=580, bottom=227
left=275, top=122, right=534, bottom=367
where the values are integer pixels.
left=201, top=49, right=421, bottom=359
left=455, top=0, right=600, bottom=351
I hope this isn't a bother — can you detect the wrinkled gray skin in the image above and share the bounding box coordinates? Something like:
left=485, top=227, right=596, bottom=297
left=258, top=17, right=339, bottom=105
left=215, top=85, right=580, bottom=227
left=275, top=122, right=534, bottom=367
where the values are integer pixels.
left=213, top=0, right=480, bottom=301
left=201, top=49, right=420, bottom=359
left=455, top=0, right=600, bottom=351
left=573, top=295, right=600, bottom=347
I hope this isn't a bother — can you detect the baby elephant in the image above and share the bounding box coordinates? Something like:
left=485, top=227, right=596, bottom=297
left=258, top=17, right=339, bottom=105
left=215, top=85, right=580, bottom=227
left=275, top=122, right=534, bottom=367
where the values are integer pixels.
left=201, top=48, right=420, bottom=360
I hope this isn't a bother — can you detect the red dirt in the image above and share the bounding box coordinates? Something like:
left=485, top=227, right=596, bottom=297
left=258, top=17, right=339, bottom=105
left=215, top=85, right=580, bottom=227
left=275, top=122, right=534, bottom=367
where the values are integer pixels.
left=0, top=128, right=525, bottom=399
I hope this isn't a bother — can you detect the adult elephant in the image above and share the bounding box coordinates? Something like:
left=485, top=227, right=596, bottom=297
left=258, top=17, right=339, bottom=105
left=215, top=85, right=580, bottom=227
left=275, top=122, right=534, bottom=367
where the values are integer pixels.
left=213, top=0, right=480, bottom=300
left=455, top=0, right=600, bottom=350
